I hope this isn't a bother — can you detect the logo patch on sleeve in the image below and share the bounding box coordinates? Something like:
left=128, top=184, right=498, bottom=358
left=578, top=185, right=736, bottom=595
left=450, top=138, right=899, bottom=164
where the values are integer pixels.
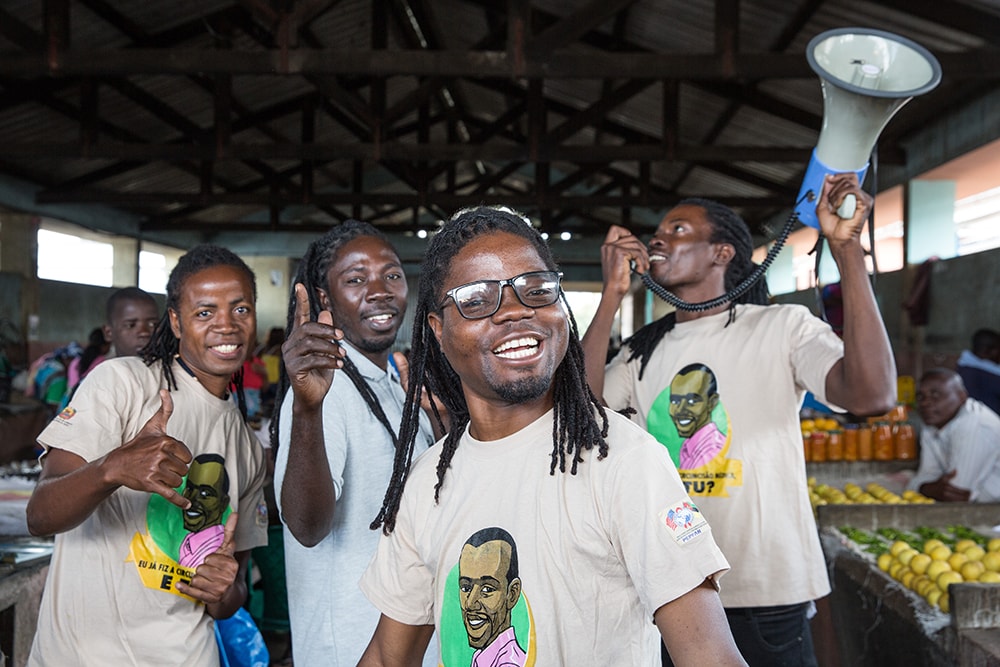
left=255, top=500, right=269, bottom=527
left=658, top=500, right=709, bottom=545
left=56, top=406, right=76, bottom=421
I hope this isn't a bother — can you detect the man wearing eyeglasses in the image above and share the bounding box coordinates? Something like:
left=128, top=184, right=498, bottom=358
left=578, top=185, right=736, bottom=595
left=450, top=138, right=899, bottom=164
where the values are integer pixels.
left=357, top=206, right=746, bottom=666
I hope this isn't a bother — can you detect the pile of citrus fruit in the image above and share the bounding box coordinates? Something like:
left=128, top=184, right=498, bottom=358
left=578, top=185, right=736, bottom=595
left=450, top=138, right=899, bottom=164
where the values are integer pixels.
left=801, top=417, right=840, bottom=437
left=809, top=479, right=933, bottom=508
left=840, top=525, right=1000, bottom=613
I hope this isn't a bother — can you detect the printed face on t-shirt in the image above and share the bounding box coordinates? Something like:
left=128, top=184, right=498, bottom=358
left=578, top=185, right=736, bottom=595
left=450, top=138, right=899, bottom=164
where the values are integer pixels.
left=182, top=457, right=230, bottom=532
left=669, top=368, right=719, bottom=438
left=458, top=540, right=521, bottom=650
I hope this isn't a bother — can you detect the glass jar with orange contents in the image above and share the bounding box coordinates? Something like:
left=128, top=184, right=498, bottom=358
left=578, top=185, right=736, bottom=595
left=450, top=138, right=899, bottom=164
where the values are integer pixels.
left=894, top=421, right=917, bottom=460
left=826, top=429, right=844, bottom=461
left=810, top=432, right=828, bottom=462
left=843, top=424, right=859, bottom=461
left=873, top=420, right=894, bottom=461
left=857, top=424, right=873, bottom=461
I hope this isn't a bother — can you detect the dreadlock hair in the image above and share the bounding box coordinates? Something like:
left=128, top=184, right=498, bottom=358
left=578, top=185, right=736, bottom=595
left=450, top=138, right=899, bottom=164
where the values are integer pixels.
left=141, top=244, right=257, bottom=421
left=268, top=220, right=417, bottom=457
left=626, top=197, right=771, bottom=380
left=370, top=205, right=610, bottom=534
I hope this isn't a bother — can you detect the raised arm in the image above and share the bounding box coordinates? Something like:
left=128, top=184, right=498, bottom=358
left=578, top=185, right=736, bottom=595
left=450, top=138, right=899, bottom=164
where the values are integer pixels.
left=581, top=225, right=650, bottom=402
left=817, top=173, right=897, bottom=416
left=278, top=282, right=346, bottom=547
left=655, top=579, right=747, bottom=666
left=26, top=389, right=193, bottom=536
left=357, top=614, right=435, bottom=667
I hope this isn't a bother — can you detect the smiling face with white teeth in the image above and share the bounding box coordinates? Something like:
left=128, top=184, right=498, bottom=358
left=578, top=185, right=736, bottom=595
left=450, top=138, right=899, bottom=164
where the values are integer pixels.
left=318, top=235, right=407, bottom=370
left=429, top=231, right=568, bottom=425
left=169, top=264, right=256, bottom=398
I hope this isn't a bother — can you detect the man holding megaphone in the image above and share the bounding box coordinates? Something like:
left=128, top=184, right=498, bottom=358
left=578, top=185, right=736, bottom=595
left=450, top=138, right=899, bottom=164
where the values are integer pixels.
left=583, top=172, right=896, bottom=666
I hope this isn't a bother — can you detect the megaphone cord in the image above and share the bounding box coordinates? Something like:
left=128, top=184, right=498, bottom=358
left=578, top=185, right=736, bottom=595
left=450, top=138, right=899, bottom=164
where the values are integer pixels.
left=636, top=193, right=810, bottom=312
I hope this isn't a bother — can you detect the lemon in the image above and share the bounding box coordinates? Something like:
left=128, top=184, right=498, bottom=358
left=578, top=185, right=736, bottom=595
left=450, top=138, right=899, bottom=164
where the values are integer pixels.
left=988, top=537, right=1000, bottom=552
left=939, top=592, right=950, bottom=613
left=955, top=538, right=977, bottom=553
left=983, top=551, right=1000, bottom=573
left=913, top=574, right=931, bottom=595
left=890, top=540, right=911, bottom=557
left=961, top=561, right=986, bottom=581
left=947, top=552, right=969, bottom=571
left=900, top=569, right=917, bottom=588
left=925, top=587, right=942, bottom=608
left=923, top=539, right=945, bottom=554
left=964, top=545, right=986, bottom=562
left=937, top=570, right=963, bottom=591
left=926, top=560, right=952, bottom=582
left=889, top=561, right=905, bottom=579
left=898, top=548, right=918, bottom=566
left=877, top=553, right=893, bottom=572
left=978, top=571, right=1000, bottom=584
left=909, top=553, right=932, bottom=575
left=930, top=545, right=952, bottom=561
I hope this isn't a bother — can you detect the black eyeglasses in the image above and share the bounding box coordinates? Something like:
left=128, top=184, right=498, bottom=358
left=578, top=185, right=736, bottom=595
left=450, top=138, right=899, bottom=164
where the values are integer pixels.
left=440, top=270, right=564, bottom=320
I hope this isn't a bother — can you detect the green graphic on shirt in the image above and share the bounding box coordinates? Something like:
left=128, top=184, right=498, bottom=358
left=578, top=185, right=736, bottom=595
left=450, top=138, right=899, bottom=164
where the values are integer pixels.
left=127, top=454, right=233, bottom=600
left=440, top=527, right=535, bottom=667
left=147, top=454, right=232, bottom=561
left=647, top=364, right=743, bottom=497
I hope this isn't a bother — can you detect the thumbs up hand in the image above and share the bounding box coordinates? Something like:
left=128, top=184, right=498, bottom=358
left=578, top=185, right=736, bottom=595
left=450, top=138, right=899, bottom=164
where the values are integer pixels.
left=176, top=512, right=241, bottom=605
left=106, top=389, right=193, bottom=508
left=282, top=282, right=346, bottom=410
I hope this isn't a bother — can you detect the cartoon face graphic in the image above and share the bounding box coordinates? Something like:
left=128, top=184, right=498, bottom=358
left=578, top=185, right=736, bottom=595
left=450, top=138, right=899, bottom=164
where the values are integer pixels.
left=458, top=532, right=522, bottom=651
left=181, top=454, right=230, bottom=533
left=668, top=365, right=719, bottom=439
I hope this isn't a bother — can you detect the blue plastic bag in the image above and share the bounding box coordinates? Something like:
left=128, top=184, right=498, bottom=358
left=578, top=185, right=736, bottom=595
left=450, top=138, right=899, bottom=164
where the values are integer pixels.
left=215, top=607, right=270, bottom=667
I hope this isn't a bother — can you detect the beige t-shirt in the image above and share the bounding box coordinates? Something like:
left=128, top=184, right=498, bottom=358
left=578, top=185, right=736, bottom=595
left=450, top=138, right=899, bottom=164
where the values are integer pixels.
left=604, top=304, right=842, bottom=607
left=360, top=408, right=729, bottom=666
left=29, top=357, right=268, bottom=667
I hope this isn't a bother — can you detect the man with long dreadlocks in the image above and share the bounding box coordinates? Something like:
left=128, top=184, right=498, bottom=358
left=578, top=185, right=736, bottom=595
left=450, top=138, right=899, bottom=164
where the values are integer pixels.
left=357, top=206, right=746, bottom=666
left=271, top=221, right=438, bottom=667
left=581, top=173, right=897, bottom=667
left=26, top=245, right=269, bottom=666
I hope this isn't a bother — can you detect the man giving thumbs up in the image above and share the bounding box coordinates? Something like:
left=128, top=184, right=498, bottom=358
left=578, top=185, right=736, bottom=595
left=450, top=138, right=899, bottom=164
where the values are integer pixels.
left=26, top=245, right=269, bottom=667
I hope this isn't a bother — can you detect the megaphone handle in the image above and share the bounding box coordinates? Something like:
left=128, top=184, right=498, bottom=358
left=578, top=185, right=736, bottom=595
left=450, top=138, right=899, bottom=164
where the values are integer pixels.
left=837, top=193, right=857, bottom=219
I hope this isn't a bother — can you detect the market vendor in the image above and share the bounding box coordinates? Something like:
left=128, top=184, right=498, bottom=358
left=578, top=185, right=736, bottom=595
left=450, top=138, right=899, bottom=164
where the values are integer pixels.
left=908, top=368, right=1000, bottom=502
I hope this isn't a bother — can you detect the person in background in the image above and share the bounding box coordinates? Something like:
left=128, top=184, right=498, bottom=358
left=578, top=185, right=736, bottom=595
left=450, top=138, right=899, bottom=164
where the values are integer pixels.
left=272, top=221, right=439, bottom=667
left=103, top=286, right=160, bottom=359
left=581, top=173, right=896, bottom=667
left=956, top=328, right=1000, bottom=415
left=239, top=338, right=270, bottom=426
left=909, top=368, right=1000, bottom=502
left=25, top=245, right=268, bottom=666
left=66, top=327, right=110, bottom=392
left=258, top=326, right=285, bottom=406
left=358, top=206, right=744, bottom=667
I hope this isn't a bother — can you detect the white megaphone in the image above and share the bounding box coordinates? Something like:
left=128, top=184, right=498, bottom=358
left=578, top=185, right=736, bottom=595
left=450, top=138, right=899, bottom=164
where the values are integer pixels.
left=794, top=28, right=942, bottom=229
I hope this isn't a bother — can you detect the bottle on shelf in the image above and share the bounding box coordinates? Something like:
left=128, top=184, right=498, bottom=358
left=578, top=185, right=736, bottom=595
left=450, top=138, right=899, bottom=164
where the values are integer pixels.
left=873, top=420, right=894, bottom=461
left=843, top=424, right=859, bottom=462
left=826, top=429, right=844, bottom=461
left=894, top=421, right=917, bottom=460
left=857, top=423, right=873, bottom=461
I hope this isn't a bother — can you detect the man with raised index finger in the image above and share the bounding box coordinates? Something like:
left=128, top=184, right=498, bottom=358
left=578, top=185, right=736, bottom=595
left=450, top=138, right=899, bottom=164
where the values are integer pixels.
left=26, top=245, right=269, bottom=667
left=271, top=221, right=439, bottom=667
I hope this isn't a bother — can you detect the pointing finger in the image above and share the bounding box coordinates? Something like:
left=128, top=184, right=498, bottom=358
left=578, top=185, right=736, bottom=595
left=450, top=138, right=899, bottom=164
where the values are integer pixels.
left=392, top=351, right=410, bottom=390
left=293, top=282, right=311, bottom=328
left=215, top=512, right=238, bottom=558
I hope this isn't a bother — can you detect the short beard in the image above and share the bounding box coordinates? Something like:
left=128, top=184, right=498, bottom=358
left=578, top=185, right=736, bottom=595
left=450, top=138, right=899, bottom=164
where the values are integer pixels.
left=351, top=334, right=395, bottom=355
left=491, top=374, right=551, bottom=404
